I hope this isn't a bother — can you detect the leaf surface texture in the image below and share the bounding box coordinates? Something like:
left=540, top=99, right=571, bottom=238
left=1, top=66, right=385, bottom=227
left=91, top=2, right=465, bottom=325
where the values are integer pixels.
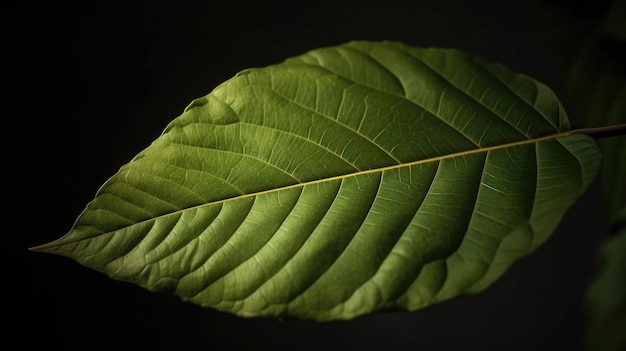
left=37, top=41, right=602, bottom=320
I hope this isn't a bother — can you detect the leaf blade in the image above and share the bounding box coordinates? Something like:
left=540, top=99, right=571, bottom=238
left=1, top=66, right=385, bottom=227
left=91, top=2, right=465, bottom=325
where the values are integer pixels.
left=34, top=41, right=602, bottom=320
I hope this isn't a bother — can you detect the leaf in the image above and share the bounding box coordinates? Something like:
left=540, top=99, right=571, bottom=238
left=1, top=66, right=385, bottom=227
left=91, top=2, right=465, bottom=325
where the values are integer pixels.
left=585, top=225, right=626, bottom=351
left=32, top=41, right=602, bottom=321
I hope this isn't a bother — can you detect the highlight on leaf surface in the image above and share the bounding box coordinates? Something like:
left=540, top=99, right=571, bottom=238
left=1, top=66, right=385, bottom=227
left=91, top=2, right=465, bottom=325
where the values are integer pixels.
left=32, top=41, right=603, bottom=321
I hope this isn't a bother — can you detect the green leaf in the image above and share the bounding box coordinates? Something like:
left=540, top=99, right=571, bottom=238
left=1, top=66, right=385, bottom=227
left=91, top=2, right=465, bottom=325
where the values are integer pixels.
left=585, top=225, right=626, bottom=351
left=33, top=41, right=602, bottom=321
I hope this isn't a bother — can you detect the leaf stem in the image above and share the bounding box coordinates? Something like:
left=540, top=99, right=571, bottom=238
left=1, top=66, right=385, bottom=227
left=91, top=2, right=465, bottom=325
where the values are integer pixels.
left=572, top=123, right=626, bottom=139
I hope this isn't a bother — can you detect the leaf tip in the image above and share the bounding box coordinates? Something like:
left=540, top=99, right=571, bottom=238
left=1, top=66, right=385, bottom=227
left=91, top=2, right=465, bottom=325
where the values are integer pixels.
left=28, top=243, right=51, bottom=253
left=28, top=239, right=63, bottom=255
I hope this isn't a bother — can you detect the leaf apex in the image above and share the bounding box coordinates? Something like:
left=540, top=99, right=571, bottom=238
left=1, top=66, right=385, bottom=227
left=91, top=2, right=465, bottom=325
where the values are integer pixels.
left=28, top=238, right=65, bottom=255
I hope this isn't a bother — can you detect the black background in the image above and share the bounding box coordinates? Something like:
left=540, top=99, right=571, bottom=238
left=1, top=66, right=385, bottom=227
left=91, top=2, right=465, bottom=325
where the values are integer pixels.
left=7, top=1, right=616, bottom=350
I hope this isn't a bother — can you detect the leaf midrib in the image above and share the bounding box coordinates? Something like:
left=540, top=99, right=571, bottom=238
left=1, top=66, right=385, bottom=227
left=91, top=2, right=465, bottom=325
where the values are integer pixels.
left=39, top=131, right=574, bottom=251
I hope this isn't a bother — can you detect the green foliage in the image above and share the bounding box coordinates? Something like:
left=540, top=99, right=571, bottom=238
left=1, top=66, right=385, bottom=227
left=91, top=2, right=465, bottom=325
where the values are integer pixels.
left=565, top=1, right=626, bottom=349
left=33, top=41, right=603, bottom=321
left=585, top=226, right=626, bottom=351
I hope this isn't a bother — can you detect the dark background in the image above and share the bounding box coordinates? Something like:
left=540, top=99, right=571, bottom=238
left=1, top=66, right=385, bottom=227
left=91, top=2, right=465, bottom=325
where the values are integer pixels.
left=7, top=1, right=617, bottom=350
